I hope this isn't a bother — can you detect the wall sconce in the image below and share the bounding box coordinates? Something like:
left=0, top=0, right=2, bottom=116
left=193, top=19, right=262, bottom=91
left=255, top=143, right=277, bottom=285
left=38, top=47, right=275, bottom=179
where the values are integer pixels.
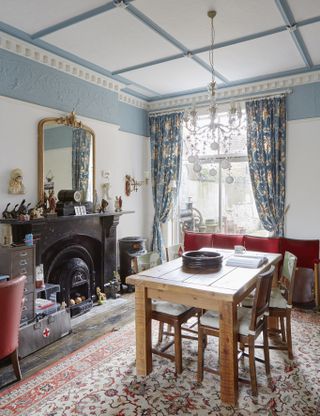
left=125, top=175, right=142, bottom=196
left=125, top=173, right=149, bottom=196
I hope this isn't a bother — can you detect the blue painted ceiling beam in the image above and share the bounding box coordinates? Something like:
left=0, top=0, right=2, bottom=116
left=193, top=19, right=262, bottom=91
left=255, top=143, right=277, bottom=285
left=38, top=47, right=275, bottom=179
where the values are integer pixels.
left=112, top=52, right=186, bottom=75
left=112, top=15, right=320, bottom=77
left=274, top=0, right=313, bottom=68
left=120, top=3, right=229, bottom=84
left=31, top=0, right=136, bottom=39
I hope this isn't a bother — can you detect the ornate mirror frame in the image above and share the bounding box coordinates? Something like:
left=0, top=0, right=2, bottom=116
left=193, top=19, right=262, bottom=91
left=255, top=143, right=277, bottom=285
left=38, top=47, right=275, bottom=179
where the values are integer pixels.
left=38, top=112, right=96, bottom=203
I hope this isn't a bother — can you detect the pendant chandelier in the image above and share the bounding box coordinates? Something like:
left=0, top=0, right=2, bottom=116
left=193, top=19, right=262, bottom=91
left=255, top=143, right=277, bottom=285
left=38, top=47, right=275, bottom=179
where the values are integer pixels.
left=183, top=10, right=244, bottom=184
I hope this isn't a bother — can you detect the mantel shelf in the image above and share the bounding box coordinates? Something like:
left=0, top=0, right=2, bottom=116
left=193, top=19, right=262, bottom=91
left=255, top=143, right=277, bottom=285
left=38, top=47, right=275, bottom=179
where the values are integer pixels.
left=0, top=210, right=135, bottom=289
left=0, top=210, right=134, bottom=225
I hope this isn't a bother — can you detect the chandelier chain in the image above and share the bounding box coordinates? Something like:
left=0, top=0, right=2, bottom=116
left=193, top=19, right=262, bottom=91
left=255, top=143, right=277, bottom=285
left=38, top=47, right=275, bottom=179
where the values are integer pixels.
left=209, top=16, right=215, bottom=87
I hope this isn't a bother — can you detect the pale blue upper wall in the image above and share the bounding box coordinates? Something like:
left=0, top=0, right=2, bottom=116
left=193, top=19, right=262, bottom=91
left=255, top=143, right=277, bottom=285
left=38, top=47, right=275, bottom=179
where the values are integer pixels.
left=0, top=49, right=148, bottom=137
left=287, top=82, right=320, bottom=120
left=0, top=48, right=319, bottom=132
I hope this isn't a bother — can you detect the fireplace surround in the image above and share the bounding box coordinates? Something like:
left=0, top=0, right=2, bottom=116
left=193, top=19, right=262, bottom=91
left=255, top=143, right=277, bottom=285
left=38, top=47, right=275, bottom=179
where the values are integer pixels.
left=0, top=212, right=132, bottom=315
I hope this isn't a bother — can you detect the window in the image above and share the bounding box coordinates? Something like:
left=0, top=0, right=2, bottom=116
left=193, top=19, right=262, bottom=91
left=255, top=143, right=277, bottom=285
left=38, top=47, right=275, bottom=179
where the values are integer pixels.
left=177, top=110, right=263, bottom=240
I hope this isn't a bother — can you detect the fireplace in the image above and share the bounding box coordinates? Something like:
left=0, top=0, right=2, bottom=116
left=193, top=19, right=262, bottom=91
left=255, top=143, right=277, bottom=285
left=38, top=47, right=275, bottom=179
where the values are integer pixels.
left=2, top=212, right=131, bottom=317
left=46, top=242, right=97, bottom=316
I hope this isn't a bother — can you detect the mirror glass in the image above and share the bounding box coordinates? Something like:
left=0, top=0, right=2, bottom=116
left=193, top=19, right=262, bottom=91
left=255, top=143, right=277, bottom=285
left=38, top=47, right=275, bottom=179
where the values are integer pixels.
left=38, top=113, right=95, bottom=204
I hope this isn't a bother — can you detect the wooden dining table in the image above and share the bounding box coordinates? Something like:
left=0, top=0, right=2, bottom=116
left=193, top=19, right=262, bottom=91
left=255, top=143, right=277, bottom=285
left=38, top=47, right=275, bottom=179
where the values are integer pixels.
left=126, top=249, right=282, bottom=405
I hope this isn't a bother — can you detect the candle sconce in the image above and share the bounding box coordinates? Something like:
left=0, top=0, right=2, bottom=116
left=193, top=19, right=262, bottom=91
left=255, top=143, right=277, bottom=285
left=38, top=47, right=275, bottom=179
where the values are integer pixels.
left=125, top=173, right=149, bottom=196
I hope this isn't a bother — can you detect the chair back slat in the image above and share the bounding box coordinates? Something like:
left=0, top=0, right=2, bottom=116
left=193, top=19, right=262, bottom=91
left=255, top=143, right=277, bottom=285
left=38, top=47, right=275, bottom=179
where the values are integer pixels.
left=165, top=244, right=184, bottom=262
left=133, top=251, right=161, bottom=273
left=250, top=266, right=274, bottom=331
left=281, top=251, right=297, bottom=305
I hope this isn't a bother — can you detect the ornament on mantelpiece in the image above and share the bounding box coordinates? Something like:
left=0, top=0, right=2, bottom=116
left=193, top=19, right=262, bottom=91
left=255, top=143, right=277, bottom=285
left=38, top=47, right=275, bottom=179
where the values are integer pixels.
left=114, top=196, right=122, bottom=212
left=93, top=189, right=99, bottom=213
left=99, top=199, right=108, bottom=213
left=101, top=171, right=112, bottom=210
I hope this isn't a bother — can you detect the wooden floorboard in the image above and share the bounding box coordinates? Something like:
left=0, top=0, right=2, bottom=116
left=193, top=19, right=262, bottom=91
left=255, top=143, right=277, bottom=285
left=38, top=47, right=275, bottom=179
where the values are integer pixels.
left=0, top=294, right=135, bottom=390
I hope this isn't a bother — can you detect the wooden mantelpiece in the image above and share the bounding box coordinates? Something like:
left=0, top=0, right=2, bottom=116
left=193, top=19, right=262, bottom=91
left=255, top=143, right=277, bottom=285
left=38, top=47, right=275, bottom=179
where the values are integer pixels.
left=0, top=211, right=133, bottom=290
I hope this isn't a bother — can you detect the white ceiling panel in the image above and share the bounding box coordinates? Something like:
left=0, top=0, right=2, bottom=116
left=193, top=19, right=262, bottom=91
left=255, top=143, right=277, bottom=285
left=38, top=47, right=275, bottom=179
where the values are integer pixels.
left=42, top=8, right=180, bottom=72
left=287, top=0, right=320, bottom=22
left=0, top=0, right=319, bottom=100
left=124, top=58, right=212, bottom=96
left=198, top=31, right=305, bottom=81
left=299, top=22, right=320, bottom=65
left=133, top=0, right=284, bottom=50
left=0, top=0, right=109, bottom=34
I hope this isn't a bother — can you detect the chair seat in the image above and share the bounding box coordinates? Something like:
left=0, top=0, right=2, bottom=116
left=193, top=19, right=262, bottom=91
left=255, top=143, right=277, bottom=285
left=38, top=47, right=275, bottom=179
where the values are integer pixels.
left=269, top=288, right=288, bottom=309
left=152, top=300, right=191, bottom=316
left=241, top=290, right=256, bottom=307
left=200, top=308, right=256, bottom=336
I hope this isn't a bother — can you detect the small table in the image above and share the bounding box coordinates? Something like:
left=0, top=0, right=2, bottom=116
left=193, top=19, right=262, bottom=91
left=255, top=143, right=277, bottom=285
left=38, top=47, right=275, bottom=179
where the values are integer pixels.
left=127, top=249, right=281, bottom=405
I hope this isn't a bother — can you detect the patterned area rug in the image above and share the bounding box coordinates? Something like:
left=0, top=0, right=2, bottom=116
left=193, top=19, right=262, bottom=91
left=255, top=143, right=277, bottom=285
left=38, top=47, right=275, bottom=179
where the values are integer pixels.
left=0, top=310, right=319, bottom=415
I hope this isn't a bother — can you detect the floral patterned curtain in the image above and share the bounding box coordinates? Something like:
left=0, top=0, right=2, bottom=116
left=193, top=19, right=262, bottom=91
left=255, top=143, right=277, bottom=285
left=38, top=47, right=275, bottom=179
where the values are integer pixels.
left=246, top=96, right=286, bottom=236
left=72, top=128, right=91, bottom=200
left=149, top=112, right=184, bottom=259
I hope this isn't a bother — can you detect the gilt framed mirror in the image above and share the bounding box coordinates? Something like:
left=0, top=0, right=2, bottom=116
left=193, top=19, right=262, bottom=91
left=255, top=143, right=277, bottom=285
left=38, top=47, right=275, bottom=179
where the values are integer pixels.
left=38, top=112, right=95, bottom=204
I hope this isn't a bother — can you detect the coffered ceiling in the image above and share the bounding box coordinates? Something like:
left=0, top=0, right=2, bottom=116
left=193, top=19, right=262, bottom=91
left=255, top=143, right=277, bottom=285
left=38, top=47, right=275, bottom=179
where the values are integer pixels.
left=0, top=0, right=319, bottom=101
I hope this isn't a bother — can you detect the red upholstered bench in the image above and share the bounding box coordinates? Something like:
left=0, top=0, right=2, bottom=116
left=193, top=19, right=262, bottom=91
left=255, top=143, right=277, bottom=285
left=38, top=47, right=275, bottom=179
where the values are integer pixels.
left=183, top=231, right=320, bottom=307
left=184, top=231, right=214, bottom=251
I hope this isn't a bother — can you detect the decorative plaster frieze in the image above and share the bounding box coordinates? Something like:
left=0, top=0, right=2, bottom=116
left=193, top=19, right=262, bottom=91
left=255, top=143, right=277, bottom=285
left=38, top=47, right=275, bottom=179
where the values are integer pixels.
left=147, top=70, right=320, bottom=111
left=0, top=31, right=148, bottom=110
left=118, top=91, right=147, bottom=109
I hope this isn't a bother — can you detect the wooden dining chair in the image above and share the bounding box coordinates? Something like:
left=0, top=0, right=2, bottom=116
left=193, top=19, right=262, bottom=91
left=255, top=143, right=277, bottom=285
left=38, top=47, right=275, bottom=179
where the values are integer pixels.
left=159, top=244, right=185, bottom=341
left=243, top=252, right=298, bottom=359
left=165, top=244, right=184, bottom=262
left=267, top=251, right=297, bottom=359
left=132, top=251, right=199, bottom=374
left=197, top=266, right=274, bottom=396
left=0, top=275, right=27, bottom=381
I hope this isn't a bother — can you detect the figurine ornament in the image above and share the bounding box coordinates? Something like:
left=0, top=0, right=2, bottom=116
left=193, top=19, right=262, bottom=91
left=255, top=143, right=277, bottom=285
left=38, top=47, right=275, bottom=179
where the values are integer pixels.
left=8, top=168, right=25, bottom=194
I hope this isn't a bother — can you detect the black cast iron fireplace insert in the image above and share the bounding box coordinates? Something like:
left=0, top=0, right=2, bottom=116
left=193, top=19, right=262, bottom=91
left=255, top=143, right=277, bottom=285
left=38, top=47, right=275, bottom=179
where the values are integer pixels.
left=47, top=244, right=95, bottom=317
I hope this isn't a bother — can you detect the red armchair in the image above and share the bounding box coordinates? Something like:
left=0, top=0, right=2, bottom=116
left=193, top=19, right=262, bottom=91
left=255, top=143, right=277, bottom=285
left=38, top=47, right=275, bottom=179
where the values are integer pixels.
left=0, top=275, right=26, bottom=381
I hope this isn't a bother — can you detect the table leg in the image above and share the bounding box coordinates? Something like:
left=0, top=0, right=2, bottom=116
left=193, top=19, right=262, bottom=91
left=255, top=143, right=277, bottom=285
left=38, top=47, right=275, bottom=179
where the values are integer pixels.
left=219, top=301, right=238, bottom=405
left=135, top=286, right=152, bottom=375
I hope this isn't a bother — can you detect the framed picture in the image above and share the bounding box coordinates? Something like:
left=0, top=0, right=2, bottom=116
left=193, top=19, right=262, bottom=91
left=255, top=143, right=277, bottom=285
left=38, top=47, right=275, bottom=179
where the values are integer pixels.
left=75, top=205, right=86, bottom=216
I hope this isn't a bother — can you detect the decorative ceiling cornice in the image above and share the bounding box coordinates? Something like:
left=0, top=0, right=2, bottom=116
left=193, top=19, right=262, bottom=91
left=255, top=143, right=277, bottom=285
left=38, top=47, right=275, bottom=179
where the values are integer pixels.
left=0, top=31, right=149, bottom=110
left=1, top=31, right=320, bottom=114
left=147, top=69, right=320, bottom=111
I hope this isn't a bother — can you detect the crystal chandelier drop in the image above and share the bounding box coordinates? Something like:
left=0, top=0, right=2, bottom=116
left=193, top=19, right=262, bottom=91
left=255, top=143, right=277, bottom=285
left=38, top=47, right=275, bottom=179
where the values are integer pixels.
left=183, top=10, right=244, bottom=184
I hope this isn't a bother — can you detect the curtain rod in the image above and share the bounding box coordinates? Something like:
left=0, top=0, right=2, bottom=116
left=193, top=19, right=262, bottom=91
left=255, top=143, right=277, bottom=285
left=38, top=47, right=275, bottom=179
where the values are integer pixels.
left=148, top=88, right=292, bottom=116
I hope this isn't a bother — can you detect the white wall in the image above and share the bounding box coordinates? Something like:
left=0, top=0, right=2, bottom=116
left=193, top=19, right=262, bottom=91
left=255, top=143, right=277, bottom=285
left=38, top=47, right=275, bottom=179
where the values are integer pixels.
left=3, top=96, right=318, bottom=245
left=286, top=117, right=320, bottom=239
left=0, top=96, right=154, bottom=244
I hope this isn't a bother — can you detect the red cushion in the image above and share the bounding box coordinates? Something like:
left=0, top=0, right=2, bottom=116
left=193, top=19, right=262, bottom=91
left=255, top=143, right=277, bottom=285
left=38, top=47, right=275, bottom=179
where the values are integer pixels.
left=244, top=235, right=281, bottom=253
left=184, top=231, right=213, bottom=251
left=281, top=238, right=319, bottom=268
left=212, top=233, right=244, bottom=249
